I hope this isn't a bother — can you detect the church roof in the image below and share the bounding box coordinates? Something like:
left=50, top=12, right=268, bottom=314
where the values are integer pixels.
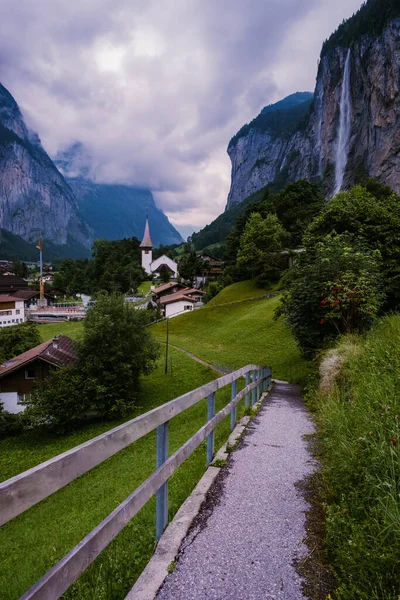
left=140, top=216, right=154, bottom=248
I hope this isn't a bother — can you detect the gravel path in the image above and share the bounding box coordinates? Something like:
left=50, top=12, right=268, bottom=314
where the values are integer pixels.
left=156, top=382, right=316, bottom=600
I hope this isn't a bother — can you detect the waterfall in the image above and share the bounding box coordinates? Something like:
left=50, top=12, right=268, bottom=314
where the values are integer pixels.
left=334, top=49, right=351, bottom=195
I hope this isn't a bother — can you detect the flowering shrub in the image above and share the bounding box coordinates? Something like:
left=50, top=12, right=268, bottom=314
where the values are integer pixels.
left=277, top=234, right=383, bottom=356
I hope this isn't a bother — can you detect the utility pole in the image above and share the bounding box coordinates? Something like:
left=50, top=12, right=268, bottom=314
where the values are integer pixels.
left=165, top=318, right=169, bottom=374
left=36, top=236, right=45, bottom=307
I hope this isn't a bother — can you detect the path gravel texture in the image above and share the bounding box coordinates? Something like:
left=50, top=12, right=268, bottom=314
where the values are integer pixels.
left=156, top=382, right=316, bottom=600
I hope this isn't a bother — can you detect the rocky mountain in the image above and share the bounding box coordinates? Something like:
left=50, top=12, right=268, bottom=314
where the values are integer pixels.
left=226, top=0, right=400, bottom=208
left=0, top=85, right=182, bottom=259
left=0, top=83, right=93, bottom=251
left=55, top=143, right=183, bottom=247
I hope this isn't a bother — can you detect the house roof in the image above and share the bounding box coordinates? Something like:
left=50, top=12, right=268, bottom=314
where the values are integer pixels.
left=0, top=295, right=25, bottom=303
left=159, top=289, right=198, bottom=305
left=0, top=334, right=77, bottom=379
left=10, top=289, right=40, bottom=300
left=0, top=275, right=27, bottom=288
left=140, top=216, right=154, bottom=248
left=152, top=282, right=185, bottom=295
left=181, top=288, right=205, bottom=296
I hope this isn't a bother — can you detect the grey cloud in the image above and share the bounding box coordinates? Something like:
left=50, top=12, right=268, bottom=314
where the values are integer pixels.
left=0, top=0, right=363, bottom=232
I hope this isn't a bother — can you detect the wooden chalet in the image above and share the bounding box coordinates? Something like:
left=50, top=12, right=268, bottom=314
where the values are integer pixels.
left=0, top=334, right=77, bottom=413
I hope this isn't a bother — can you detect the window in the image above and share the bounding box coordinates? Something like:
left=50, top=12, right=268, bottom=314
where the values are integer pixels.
left=11, top=319, right=14, bottom=323
left=16, top=309, right=20, bottom=315
left=184, top=305, right=193, bottom=311
left=0, top=310, right=12, bottom=316
left=25, top=368, right=35, bottom=380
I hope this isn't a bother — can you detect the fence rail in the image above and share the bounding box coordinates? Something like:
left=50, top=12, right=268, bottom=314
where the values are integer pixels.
left=0, top=364, right=271, bottom=600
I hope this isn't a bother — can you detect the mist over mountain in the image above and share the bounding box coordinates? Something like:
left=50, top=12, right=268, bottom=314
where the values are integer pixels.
left=0, top=87, right=183, bottom=259
left=55, top=143, right=183, bottom=247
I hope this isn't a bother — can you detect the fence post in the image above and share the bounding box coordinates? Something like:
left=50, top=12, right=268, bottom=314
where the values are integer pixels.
left=266, top=366, right=271, bottom=389
left=206, top=392, right=215, bottom=467
left=156, top=422, right=169, bottom=540
left=252, top=370, right=257, bottom=406
left=256, top=369, right=261, bottom=402
left=263, top=367, right=267, bottom=391
left=245, top=371, right=250, bottom=408
left=230, top=379, right=237, bottom=430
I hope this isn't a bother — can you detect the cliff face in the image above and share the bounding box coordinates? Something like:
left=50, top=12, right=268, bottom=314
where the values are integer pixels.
left=226, top=17, right=400, bottom=208
left=0, top=83, right=93, bottom=248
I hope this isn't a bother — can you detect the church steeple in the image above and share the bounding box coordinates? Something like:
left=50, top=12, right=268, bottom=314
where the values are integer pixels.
left=140, top=212, right=154, bottom=249
left=140, top=212, right=153, bottom=275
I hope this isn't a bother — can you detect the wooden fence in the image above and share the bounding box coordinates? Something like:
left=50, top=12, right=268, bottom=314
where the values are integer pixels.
left=0, top=364, right=271, bottom=600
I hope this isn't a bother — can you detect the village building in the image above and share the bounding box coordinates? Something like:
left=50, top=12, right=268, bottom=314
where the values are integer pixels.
left=0, top=274, right=28, bottom=295
left=0, top=295, right=25, bottom=327
left=159, top=288, right=204, bottom=318
left=140, top=216, right=179, bottom=279
left=10, top=289, right=51, bottom=308
left=151, top=282, right=187, bottom=301
left=195, top=251, right=224, bottom=287
left=0, top=334, right=77, bottom=413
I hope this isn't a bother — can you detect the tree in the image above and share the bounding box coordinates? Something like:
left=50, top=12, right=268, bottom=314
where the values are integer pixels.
left=304, top=183, right=400, bottom=308
left=237, top=213, right=289, bottom=286
left=79, top=293, right=160, bottom=416
left=25, top=293, right=160, bottom=429
left=0, top=322, right=41, bottom=364
left=277, top=233, right=383, bottom=357
left=12, top=260, right=28, bottom=278
left=224, top=180, right=324, bottom=281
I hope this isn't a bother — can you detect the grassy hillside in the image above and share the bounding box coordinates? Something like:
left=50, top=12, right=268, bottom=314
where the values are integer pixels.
left=209, top=280, right=276, bottom=305
left=0, top=348, right=239, bottom=600
left=314, top=316, right=400, bottom=599
left=152, top=281, right=309, bottom=384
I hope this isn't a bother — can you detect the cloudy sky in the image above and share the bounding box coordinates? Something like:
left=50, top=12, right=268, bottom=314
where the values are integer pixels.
left=0, top=0, right=362, bottom=239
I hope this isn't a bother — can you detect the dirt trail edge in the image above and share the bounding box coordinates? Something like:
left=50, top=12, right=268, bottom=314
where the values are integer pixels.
left=156, top=381, right=317, bottom=600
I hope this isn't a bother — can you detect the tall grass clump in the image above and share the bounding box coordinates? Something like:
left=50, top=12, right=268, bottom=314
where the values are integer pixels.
left=315, top=315, right=400, bottom=599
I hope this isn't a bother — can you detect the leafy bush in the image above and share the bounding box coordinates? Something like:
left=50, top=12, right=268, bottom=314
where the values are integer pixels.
left=0, top=322, right=41, bottom=364
left=278, top=233, right=383, bottom=357
left=0, top=402, right=24, bottom=438
left=304, top=183, right=400, bottom=309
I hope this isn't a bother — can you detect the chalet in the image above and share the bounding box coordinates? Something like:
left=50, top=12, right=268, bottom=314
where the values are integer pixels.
left=0, top=295, right=25, bottom=327
left=0, top=334, right=77, bottom=413
left=159, top=288, right=204, bottom=318
left=196, top=252, right=224, bottom=287
left=152, top=282, right=186, bottom=301
left=10, top=289, right=50, bottom=308
left=0, top=275, right=28, bottom=295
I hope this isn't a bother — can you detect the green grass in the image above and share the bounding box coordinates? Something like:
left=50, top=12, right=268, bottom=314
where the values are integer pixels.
left=313, top=316, right=400, bottom=599
left=0, top=348, right=246, bottom=600
left=137, top=281, right=152, bottom=295
left=38, top=321, right=84, bottom=342
left=152, top=286, right=309, bottom=384
left=208, top=280, right=275, bottom=306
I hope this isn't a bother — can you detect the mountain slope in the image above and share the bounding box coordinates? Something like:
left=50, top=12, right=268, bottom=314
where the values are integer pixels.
left=55, top=144, right=183, bottom=247
left=0, top=83, right=93, bottom=250
left=226, top=0, right=400, bottom=206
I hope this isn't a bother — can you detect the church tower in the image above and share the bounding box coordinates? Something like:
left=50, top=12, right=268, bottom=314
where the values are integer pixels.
left=140, top=213, right=154, bottom=275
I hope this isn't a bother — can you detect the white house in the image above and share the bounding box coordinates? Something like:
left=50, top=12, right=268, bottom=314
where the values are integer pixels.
left=0, top=295, right=25, bottom=328
left=140, top=216, right=178, bottom=279
left=159, top=288, right=204, bottom=318
left=160, top=293, right=197, bottom=318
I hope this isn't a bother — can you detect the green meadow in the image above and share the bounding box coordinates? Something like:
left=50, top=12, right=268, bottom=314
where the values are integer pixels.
left=152, top=281, right=309, bottom=384
left=0, top=280, right=308, bottom=599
